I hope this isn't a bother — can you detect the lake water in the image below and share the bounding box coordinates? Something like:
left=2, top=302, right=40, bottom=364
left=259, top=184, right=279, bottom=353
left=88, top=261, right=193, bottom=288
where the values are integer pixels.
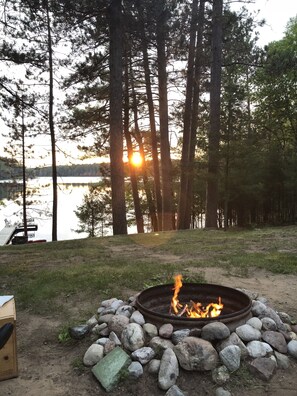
left=0, top=176, right=109, bottom=242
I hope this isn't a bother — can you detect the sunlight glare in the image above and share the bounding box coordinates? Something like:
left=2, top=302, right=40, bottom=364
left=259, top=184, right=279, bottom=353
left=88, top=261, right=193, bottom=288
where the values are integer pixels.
left=130, top=152, right=143, bottom=167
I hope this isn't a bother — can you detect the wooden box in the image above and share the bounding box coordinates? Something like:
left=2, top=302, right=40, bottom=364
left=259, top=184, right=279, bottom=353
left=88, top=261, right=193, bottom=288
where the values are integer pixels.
left=0, top=296, right=18, bottom=381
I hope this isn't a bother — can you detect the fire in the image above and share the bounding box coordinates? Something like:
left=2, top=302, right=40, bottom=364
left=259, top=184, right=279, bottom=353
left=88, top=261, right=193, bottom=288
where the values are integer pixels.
left=170, top=274, right=223, bottom=318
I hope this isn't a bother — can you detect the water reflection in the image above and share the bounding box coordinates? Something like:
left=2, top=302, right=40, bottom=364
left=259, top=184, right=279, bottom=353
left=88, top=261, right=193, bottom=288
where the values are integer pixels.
left=0, top=176, right=105, bottom=242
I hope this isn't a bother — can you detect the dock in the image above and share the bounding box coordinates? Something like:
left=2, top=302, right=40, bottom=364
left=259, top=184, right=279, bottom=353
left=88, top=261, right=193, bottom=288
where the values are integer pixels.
left=0, top=225, right=38, bottom=246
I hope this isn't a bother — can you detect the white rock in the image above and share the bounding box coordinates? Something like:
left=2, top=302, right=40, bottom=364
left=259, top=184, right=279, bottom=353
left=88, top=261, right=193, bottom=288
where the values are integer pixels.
left=158, top=348, right=179, bottom=390
left=83, top=344, right=104, bottom=366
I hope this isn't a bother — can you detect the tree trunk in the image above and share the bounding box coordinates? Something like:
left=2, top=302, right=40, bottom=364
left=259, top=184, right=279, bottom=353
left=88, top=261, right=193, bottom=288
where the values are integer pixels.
left=129, top=60, right=159, bottom=232
left=46, top=0, right=58, bottom=241
left=156, top=0, right=174, bottom=231
left=108, top=0, right=127, bottom=235
left=205, top=0, right=223, bottom=229
left=186, top=0, right=205, bottom=229
left=178, top=0, right=205, bottom=230
left=137, top=1, right=162, bottom=229
left=21, top=99, right=27, bottom=238
left=124, top=51, right=144, bottom=233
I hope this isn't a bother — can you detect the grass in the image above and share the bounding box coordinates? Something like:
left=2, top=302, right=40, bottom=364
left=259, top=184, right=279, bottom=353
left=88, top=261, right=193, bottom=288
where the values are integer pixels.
left=1, top=225, right=297, bottom=319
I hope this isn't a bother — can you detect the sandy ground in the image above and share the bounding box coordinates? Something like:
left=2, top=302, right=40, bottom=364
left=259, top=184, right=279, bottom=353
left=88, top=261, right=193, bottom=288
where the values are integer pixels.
left=1, top=267, right=297, bottom=396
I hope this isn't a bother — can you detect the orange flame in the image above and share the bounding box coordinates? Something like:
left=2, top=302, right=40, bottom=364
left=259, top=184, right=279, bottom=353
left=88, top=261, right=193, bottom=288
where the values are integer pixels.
left=170, top=274, right=223, bottom=318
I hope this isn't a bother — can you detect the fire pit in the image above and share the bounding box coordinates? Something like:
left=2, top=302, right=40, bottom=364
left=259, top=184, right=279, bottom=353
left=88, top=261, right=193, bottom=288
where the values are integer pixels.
left=136, top=279, right=252, bottom=331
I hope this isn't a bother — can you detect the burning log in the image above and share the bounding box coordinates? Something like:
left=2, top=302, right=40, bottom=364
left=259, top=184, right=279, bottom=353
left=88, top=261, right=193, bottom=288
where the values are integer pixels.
left=170, top=274, right=223, bottom=319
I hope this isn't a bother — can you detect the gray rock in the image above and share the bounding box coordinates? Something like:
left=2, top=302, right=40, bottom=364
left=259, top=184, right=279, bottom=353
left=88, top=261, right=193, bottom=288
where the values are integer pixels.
left=236, top=324, right=261, bottom=342
left=256, top=296, right=269, bottom=305
left=108, top=314, right=129, bottom=337
left=216, top=332, right=248, bottom=358
left=212, top=365, right=230, bottom=385
left=69, top=325, right=89, bottom=339
left=101, top=298, right=118, bottom=308
left=246, top=341, right=273, bottom=358
left=143, top=323, right=158, bottom=339
left=215, top=388, right=232, bottom=396
left=148, top=359, right=161, bottom=374
left=91, top=324, right=102, bottom=336
left=110, top=299, right=124, bottom=311
left=99, top=324, right=110, bottom=336
left=131, top=346, right=155, bottom=365
left=274, top=351, right=290, bottom=369
left=287, top=339, right=297, bottom=358
left=277, top=311, right=292, bottom=324
left=246, top=317, right=262, bottom=331
left=109, top=331, right=122, bottom=346
left=98, top=313, right=114, bottom=325
left=201, top=322, right=230, bottom=341
left=260, top=307, right=286, bottom=331
left=97, top=307, right=105, bottom=315
left=189, top=328, right=202, bottom=338
left=83, top=344, right=104, bottom=366
left=95, top=337, right=109, bottom=346
left=159, top=323, right=174, bottom=339
left=86, top=315, right=98, bottom=328
left=149, top=336, right=175, bottom=358
left=248, top=357, right=277, bottom=381
left=130, top=310, right=145, bottom=326
left=128, top=361, right=143, bottom=379
left=172, top=329, right=190, bottom=345
left=219, top=345, right=241, bottom=372
left=116, top=304, right=134, bottom=318
left=174, top=336, right=218, bottom=371
left=121, top=323, right=145, bottom=352
left=100, top=307, right=116, bottom=315
left=261, top=317, right=277, bottom=331
left=158, top=348, right=179, bottom=390
left=251, top=300, right=267, bottom=316
left=165, top=385, right=186, bottom=396
left=104, top=340, right=116, bottom=355
left=262, top=331, right=288, bottom=354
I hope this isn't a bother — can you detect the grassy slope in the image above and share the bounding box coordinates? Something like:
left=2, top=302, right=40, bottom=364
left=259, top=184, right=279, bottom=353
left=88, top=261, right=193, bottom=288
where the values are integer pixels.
left=1, top=225, right=297, bottom=320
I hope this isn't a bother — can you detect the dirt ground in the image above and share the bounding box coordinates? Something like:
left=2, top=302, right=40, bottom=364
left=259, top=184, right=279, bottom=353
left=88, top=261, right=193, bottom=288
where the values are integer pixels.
left=1, top=267, right=297, bottom=396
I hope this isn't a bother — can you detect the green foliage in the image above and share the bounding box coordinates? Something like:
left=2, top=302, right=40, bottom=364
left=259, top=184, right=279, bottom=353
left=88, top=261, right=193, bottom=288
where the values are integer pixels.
left=74, top=182, right=112, bottom=237
left=58, top=326, right=72, bottom=343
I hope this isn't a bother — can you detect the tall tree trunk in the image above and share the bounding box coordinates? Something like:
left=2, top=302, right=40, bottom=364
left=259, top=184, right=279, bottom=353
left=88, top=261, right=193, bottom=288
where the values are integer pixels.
left=177, top=0, right=199, bottom=230
left=186, top=0, right=205, bottom=228
left=137, top=1, right=162, bottom=229
left=108, top=0, right=127, bottom=235
left=45, top=0, right=58, bottom=241
left=21, top=98, right=27, bottom=238
left=124, top=51, right=144, bottom=233
left=205, top=0, right=223, bottom=228
left=156, top=0, right=174, bottom=231
left=129, top=60, right=159, bottom=232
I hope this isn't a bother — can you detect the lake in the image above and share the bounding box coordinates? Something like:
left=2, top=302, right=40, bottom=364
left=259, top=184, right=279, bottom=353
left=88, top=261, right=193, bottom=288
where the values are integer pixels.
left=0, top=176, right=111, bottom=242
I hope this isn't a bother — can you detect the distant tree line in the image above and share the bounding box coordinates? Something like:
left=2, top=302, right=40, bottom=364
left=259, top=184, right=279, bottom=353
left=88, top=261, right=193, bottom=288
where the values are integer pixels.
left=32, top=163, right=104, bottom=178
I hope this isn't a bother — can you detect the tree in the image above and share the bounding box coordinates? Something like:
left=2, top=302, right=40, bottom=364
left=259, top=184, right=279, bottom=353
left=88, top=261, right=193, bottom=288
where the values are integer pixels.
left=177, top=0, right=206, bottom=230
left=108, top=0, right=127, bottom=235
left=74, top=184, right=112, bottom=237
left=205, top=0, right=223, bottom=228
left=156, top=0, right=174, bottom=230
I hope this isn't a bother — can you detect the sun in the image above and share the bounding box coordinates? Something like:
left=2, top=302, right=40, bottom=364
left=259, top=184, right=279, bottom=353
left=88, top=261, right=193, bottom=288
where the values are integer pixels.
left=130, top=152, right=143, bottom=167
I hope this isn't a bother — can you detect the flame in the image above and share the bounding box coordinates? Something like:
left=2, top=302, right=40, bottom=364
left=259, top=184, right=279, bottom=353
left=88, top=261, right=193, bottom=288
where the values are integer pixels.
left=170, top=274, right=223, bottom=318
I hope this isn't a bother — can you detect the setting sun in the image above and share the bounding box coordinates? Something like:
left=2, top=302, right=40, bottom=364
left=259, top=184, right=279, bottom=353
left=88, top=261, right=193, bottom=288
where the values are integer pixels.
left=130, top=152, right=143, bottom=167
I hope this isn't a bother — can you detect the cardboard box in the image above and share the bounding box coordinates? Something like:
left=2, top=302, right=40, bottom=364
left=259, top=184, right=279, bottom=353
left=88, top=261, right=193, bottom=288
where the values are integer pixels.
left=0, top=296, right=18, bottom=381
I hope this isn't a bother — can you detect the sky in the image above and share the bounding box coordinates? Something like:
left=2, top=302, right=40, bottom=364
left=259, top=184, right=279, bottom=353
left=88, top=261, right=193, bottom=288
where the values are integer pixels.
left=1, top=0, right=297, bottom=168
left=231, top=0, right=297, bottom=46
